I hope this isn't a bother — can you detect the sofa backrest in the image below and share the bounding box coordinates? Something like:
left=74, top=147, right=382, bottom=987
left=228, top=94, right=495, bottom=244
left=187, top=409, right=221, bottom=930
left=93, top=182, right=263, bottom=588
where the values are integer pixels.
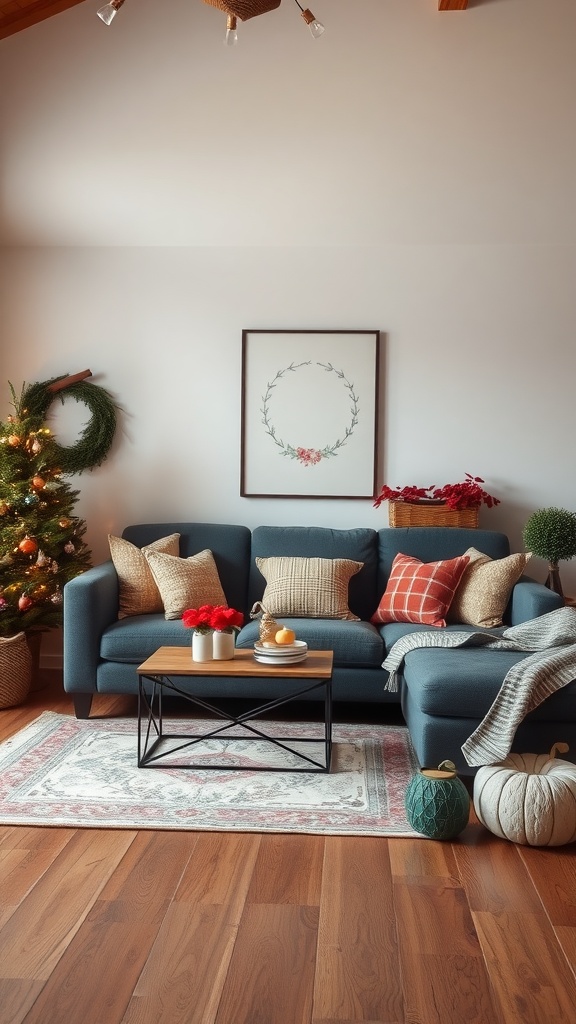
left=376, top=527, right=511, bottom=598
left=122, top=523, right=252, bottom=614
left=249, top=526, right=379, bottom=621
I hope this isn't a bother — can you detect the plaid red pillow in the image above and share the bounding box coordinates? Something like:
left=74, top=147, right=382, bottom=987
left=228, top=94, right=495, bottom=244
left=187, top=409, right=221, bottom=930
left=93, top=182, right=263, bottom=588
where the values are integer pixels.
left=371, top=552, right=470, bottom=628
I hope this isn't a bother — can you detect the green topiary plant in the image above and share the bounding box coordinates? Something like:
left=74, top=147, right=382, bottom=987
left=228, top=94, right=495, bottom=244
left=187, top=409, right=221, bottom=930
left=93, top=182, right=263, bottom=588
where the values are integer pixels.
left=523, top=507, right=576, bottom=598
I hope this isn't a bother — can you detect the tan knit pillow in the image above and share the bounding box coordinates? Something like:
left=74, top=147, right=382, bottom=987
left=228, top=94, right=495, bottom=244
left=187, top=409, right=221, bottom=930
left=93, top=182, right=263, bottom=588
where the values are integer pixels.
left=109, top=533, right=181, bottom=619
left=255, top=556, right=363, bottom=620
left=448, top=548, right=532, bottom=628
left=144, top=548, right=227, bottom=620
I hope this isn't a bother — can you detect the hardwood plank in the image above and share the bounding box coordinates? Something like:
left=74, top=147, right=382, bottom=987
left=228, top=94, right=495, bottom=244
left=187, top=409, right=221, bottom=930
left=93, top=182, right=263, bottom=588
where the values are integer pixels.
left=19, top=832, right=195, bottom=1024
left=388, top=834, right=461, bottom=886
left=215, top=904, right=319, bottom=1024
left=0, top=980, right=45, bottom=1024
left=453, top=830, right=544, bottom=914
left=121, top=903, right=242, bottom=1024
left=313, top=836, right=403, bottom=1022
left=246, top=833, right=324, bottom=906
left=473, top=910, right=576, bottom=1023
left=0, top=829, right=75, bottom=929
left=554, top=926, right=576, bottom=972
left=405, top=951, right=501, bottom=1024
left=393, top=882, right=502, bottom=1024
left=175, top=831, right=260, bottom=911
left=0, top=830, right=136, bottom=983
left=519, top=845, right=576, bottom=925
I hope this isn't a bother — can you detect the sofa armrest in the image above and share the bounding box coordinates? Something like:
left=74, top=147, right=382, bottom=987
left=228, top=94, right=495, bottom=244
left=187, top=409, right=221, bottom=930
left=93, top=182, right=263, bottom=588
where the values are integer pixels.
left=63, top=561, right=119, bottom=694
left=508, top=575, right=564, bottom=625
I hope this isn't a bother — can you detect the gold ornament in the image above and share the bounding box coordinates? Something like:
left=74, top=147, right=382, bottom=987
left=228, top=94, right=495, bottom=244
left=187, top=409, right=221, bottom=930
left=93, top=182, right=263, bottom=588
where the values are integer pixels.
left=58, top=518, right=72, bottom=528
left=0, top=502, right=8, bottom=515
left=32, top=475, right=46, bottom=489
left=8, top=434, right=21, bottom=446
left=31, top=438, right=42, bottom=454
left=259, top=610, right=282, bottom=644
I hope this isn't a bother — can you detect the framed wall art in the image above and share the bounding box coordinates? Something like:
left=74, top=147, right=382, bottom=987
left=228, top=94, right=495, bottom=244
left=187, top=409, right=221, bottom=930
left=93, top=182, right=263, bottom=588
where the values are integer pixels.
left=240, top=329, right=380, bottom=499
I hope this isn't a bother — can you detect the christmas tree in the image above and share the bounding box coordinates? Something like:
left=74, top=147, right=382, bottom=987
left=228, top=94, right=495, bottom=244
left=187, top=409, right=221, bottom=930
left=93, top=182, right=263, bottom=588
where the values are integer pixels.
left=0, top=384, right=92, bottom=638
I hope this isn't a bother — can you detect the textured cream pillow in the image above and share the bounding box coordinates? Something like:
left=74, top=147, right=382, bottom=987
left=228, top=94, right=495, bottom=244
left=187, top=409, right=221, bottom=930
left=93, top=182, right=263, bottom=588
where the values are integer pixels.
left=144, top=548, right=227, bottom=620
left=448, top=548, right=532, bottom=628
left=109, top=533, right=180, bottom=619
left=255, top=556, right=363, bottom=620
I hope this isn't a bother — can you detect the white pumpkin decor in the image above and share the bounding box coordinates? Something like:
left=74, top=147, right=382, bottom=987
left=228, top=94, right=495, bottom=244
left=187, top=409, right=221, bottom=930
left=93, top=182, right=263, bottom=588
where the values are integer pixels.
left=473, top=743, right=576, bottom=847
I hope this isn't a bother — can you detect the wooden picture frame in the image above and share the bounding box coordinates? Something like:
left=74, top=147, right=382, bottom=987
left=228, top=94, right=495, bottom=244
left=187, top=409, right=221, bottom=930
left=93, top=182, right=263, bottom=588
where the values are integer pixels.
left=240, top=329, right=380, bottom=499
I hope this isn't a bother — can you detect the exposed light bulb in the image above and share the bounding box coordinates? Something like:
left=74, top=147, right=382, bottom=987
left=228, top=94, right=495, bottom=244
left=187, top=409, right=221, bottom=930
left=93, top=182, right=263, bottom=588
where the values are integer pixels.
left=300, top=8, right=325, bottom=38
left=224, top=14, right=238, bottom=46
left=97, top=0, right=125, bottom=26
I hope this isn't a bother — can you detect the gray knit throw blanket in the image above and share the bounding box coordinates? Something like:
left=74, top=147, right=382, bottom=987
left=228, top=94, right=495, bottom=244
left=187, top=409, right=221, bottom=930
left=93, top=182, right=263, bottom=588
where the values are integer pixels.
left=382, top=606, right=576, bottom=767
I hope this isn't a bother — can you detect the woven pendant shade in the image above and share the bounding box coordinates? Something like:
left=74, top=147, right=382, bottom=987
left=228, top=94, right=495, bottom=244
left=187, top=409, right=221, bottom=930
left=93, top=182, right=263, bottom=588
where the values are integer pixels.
left=203, top=0, right=281, bottom=21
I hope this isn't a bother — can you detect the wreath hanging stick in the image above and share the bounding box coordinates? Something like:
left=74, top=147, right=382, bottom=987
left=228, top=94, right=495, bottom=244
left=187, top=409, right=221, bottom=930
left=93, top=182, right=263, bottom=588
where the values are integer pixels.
left=18, top=369, right=118, bottom=475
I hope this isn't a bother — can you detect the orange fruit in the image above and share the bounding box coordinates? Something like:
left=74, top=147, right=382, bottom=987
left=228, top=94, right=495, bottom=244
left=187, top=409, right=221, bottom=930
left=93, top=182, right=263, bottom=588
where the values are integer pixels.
left=275, top=627, right=296, bottom=645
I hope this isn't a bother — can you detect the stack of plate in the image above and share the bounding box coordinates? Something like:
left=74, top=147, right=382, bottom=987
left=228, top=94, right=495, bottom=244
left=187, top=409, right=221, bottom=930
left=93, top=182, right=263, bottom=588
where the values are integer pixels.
left=253, top=639, right=308, bottom=666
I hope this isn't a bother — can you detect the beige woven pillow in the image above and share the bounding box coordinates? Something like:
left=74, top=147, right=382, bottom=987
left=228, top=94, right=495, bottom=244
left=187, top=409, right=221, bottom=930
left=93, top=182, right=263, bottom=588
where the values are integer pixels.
left=255, top=556, right=363, bottom=620
left=144, top=548, right=227, bottom=620
left=109, top=533, right=180, bottom=619
left=448, top=547, right=532, bottom=628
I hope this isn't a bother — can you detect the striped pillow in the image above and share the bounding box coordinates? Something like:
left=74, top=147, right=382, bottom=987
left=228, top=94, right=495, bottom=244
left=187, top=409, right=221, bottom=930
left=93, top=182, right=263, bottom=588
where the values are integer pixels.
left=255, top=556, right=363, bottom=620
left=371, top=552, right=470, bottom=628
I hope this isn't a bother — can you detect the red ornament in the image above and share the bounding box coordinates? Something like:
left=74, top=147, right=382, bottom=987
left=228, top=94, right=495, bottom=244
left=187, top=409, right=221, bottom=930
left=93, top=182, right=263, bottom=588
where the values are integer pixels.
left=8, top=434, right=21, bottom=447
left=32, top=475, right=46, bottom=489
left=18, top=537, right=38, bottom=555
left=18, top=595, right=33, bottom=611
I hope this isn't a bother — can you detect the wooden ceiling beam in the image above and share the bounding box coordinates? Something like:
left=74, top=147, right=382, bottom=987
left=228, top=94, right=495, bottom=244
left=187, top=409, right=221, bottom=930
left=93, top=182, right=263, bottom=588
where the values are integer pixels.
left=0, top=0, right=85, bottom=41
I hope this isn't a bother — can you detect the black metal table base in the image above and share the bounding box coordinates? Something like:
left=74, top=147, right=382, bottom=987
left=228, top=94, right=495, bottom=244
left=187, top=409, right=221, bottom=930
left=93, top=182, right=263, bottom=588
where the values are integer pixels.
left=137, top=672, right=333, bottom=773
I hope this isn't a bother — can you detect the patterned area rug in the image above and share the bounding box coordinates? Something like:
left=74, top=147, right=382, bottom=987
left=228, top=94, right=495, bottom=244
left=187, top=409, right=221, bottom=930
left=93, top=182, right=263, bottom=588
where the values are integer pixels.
left=0, top=712, right=421, bottom=836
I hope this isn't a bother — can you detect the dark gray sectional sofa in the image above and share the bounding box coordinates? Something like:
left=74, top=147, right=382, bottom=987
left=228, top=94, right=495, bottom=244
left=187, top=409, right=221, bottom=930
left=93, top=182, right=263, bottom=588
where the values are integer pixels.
left=63, top=523, right=573, bottom=774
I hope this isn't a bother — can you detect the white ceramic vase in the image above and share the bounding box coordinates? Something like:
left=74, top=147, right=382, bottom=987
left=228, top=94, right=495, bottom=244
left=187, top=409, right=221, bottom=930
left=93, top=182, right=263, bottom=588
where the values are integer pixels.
left=192, top=630, right=213, bottom=662
left=212, top=630, right=235, bottom=660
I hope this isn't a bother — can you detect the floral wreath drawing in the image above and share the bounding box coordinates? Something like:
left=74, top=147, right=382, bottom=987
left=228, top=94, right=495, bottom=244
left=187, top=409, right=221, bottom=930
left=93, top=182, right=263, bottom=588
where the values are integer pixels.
left=261, top=361, right=359, bottom=466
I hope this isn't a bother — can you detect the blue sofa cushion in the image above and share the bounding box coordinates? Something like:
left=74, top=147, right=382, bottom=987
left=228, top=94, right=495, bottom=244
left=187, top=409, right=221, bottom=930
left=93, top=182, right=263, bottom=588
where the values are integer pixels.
left=101, top=615, right=190, bottom=663
left=249, top=526, right=379, bottom=622
left=236, top=617, right=384, bottom=667
left=402, top=647, right=576, bottom=720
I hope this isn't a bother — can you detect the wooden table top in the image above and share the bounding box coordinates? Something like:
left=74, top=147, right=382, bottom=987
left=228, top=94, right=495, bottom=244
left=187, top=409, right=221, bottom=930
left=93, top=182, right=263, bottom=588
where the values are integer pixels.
left=137, top=647, right=334, bottom=679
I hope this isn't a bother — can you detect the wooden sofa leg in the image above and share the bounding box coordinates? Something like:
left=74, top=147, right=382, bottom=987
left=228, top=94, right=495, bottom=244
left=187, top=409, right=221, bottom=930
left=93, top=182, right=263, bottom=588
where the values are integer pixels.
left=73, top=693, right=93, bottom=718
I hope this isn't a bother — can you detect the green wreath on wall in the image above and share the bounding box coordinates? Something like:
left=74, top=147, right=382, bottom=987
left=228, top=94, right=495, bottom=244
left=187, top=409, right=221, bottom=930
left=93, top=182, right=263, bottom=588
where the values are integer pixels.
left=20, top=371, right=118, bottom=475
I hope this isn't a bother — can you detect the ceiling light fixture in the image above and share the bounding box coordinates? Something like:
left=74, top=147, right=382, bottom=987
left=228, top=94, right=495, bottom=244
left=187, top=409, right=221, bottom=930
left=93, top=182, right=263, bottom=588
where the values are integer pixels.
left=224, top=13, right=238, bottom=45
left=96, top=0, right=325, bottom=42
left=292, top=0, right=324, bottom=38
left=97, top=0, right=125, bottom=25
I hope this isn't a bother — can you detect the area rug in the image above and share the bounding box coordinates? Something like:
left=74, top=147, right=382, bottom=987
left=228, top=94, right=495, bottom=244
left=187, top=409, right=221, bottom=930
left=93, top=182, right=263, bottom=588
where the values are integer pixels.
left=0, top=712, right=422, bottom=837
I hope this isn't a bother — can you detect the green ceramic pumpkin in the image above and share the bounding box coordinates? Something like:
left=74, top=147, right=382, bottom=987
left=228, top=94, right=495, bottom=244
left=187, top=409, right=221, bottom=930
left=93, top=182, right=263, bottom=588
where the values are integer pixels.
left=405, top=760, right=471, bottom=840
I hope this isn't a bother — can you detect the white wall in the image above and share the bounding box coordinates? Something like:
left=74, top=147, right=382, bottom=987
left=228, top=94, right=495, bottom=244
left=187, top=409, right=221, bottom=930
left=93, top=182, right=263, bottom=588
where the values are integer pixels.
left=1, top=0, right=576, bottom=665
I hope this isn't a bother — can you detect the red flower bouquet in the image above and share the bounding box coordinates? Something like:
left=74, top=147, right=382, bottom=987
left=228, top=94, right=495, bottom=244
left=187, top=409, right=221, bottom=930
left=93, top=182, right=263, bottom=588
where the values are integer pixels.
left=374, top=474, right=499, bottom=511
left=182, top=604, right=244, bottom=634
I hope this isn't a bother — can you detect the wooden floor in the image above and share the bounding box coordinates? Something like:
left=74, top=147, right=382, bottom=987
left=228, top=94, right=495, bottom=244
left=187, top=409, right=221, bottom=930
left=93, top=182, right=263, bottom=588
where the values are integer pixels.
left=0, top=673, right=575, bottom=1024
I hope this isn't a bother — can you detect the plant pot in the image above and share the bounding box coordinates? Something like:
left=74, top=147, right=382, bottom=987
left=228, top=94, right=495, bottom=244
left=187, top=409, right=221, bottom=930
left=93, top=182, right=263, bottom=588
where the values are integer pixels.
left=212, top=630, right=235, bottom=660
left=191, top=630, right=213, bottom=662
left=0, top=632, right=33, bottom=709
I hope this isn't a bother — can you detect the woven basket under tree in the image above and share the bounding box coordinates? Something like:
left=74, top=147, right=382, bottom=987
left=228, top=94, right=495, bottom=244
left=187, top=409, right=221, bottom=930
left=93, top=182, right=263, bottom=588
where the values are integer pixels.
left=0, top=631, right=32, bottom=709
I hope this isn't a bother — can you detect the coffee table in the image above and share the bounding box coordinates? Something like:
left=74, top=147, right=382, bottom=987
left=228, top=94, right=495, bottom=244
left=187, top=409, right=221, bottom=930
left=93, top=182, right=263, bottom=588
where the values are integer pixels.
left=137, top=647, right=334, bottom=773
